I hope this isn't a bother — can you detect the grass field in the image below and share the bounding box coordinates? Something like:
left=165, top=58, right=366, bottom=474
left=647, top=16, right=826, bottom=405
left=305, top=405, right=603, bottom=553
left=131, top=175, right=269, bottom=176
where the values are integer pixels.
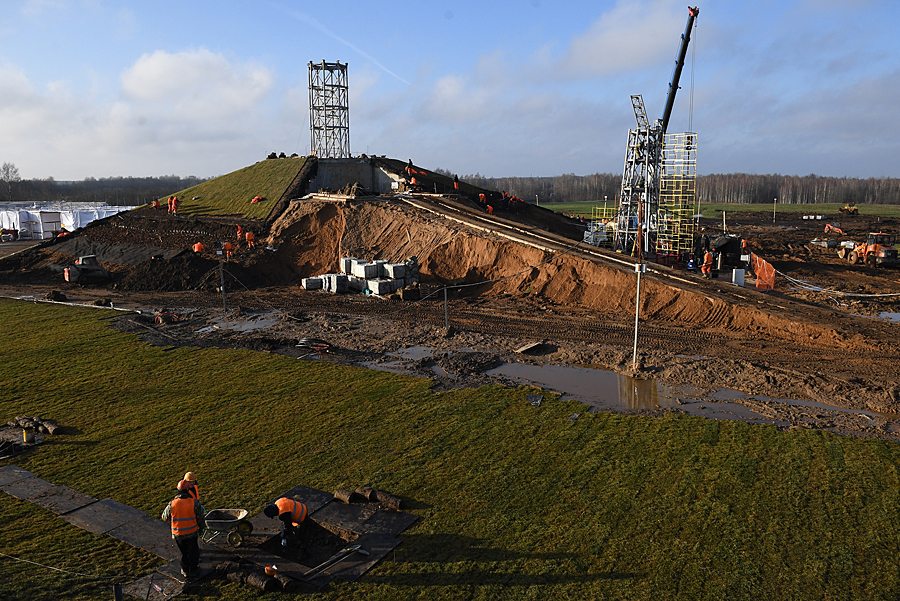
left=156, top=157, right=306, bottom=220
left=2, top=299, right=900, bottom=600
left=548, top=201, right=900, bottom=220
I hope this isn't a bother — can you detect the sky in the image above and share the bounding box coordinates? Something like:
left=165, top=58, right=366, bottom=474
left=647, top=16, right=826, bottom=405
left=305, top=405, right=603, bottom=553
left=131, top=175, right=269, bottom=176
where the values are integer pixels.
left=1, top=0, right=898, bottom=181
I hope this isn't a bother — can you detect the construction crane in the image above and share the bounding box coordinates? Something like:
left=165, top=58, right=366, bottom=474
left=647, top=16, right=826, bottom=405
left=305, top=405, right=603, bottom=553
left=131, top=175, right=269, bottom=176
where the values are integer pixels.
left=614, top=6, right=699, bottom=262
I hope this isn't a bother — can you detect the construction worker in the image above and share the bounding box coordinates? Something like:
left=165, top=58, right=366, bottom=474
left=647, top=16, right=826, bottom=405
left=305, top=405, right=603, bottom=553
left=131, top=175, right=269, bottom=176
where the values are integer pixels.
left=453, top=174, right=459, bottom=190
left=245, top=231, right=255, bottom=249
left=161, top=480, right=206, bottom=579
left=152, top=199, right=161, bottom=210
left=487, top=205, right=494, bottom=216
left=171, top=196, right=180, bottom=215
left=264, top=497, right=308, bottom=548
left=236, top=225, right=244, bottom=241
left=183, top=471, right=200, bottom=501
left=167, top=197, right=174, bottom=214
left=701, top=249, right=714, bottom=279
left=192, top=242, right=205, bottom=254
left=222, top=241, right=233, bottom=260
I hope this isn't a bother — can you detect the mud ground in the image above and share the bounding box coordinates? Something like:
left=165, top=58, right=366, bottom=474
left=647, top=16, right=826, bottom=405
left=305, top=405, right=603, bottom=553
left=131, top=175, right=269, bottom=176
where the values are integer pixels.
left=1, top=198, right=899, bottom=441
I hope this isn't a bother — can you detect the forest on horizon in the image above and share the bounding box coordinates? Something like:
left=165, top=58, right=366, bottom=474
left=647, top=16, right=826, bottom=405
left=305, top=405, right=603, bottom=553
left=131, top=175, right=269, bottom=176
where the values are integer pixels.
left=3, top=168, right=900, bottom=207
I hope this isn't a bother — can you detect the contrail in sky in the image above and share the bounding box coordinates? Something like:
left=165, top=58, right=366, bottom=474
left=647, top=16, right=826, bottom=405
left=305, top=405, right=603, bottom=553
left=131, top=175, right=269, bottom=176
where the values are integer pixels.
left=286, top=9, right=411, bottom=86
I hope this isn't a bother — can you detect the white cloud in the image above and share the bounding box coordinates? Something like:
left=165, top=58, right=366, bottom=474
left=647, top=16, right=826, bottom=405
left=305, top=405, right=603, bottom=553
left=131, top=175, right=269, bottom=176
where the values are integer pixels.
left=20, top=0, right=68, bottom=18
left=560, top=0, right=686, bottom=77
left=120, top=49, right=272, bottom=120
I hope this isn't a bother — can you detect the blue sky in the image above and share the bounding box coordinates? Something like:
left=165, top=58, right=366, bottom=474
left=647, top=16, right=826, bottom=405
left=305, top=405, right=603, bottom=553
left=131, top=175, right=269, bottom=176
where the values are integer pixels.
left=0, top=0, right=898, bottom=180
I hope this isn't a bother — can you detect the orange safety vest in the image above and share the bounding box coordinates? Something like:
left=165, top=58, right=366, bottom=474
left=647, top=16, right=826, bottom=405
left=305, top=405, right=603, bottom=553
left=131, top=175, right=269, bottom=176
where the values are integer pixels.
left=236, top=225, right=243, bottom=239
left=703, top=251, right=713, bottom=266
left=170, top=497, right=199, bottom=536
left=192, top=243, right=204, bottom=253
left=275, top=497, right=308, bottom=526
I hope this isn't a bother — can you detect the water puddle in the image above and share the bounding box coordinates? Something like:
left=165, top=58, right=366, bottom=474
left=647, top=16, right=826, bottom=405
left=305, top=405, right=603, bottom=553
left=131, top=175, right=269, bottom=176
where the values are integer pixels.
left=484, top=362, right=883, bottom=427
left=879, top=312, right=900, bottom=322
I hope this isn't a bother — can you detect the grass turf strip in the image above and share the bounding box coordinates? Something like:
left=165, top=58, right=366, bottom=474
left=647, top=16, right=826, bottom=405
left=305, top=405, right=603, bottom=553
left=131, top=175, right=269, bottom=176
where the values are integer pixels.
left=0, top=298, right=898, bottom=600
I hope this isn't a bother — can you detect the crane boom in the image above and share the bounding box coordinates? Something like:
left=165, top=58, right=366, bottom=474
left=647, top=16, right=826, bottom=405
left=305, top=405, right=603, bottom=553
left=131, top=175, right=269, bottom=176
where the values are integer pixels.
left=660, top=6, right=699, bottom=133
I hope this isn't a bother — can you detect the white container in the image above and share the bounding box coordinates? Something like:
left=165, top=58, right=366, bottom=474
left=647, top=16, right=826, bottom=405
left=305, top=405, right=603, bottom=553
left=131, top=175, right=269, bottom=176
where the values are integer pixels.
left=732, top=269, right=745, bottom=287
left=341, top=257, right=357, bottom=274
left=367, top=279, right=393, bottom=295
left=385, top=263, right=406, bottom=279
left=302, top=277, right=323, bottom=290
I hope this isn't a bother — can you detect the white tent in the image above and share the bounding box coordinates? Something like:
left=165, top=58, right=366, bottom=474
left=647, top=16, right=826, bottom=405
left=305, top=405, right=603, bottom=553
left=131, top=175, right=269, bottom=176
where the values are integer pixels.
left=0, top=204, right=134, bottom=240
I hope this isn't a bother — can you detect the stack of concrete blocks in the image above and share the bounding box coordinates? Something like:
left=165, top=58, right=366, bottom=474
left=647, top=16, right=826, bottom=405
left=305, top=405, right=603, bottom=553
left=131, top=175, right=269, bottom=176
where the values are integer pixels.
left=301, top=277, right=323, bottom=290
left=321, top=273, right=349, bottom=293
left=337, top=256, right=417, bottom=296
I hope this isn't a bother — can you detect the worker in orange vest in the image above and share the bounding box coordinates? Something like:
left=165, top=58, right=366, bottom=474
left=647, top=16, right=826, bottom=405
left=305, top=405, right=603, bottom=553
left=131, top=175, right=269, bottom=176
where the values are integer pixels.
left=487, top=205, right=494, bottom=215
left=453, top=174, right=459, bottom=190
left=222, top=241, right=233, bottom=260
left=701, top=250, right=714, bottom=279
left=264, top=497, right=308, bottom=548
left=245, top=231, right=255, bottom=248
left=182, top=471, right=200, bottom=501
left=152, top=199, right=161, bottom=210
left=236, top=224, right=244, bottom=240
left=192, top=242, right=205, bottom=254
left=167, top=197, right=174, bottom=214
left=161, top=480, right=206, bottom=578
left=172, top=196, right=180, bottom=215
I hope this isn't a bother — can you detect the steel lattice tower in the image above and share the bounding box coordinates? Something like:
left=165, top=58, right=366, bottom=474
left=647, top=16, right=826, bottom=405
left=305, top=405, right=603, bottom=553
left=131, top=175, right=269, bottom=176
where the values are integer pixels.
left=308, top=60, right=350, bottom=158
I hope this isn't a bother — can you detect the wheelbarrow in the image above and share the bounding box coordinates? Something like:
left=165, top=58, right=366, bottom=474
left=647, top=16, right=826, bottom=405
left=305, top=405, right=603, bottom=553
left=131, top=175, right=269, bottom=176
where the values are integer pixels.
left=202, top=508, right=252, bottom=547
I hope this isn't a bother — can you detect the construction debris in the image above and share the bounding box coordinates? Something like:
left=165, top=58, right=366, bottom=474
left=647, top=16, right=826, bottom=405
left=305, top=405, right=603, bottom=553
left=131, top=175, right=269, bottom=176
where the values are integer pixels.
left=6, top=415, right=60, bottom=435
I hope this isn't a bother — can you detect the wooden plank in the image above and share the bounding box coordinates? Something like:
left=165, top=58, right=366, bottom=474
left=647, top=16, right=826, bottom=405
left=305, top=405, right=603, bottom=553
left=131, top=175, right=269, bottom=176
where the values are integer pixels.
left=514, top=341, right=543, bottom=354
left=1, top=475, right=60, bottom=502
left=107, top=513, right=179, bottom=560
left=61, top=498, right=145, bottom=535
left=309, top=501, right=375, bottom=534
left=31, top=484, right=97, bottom=515
left=310, top=533, right=400, bottom=585
left=0, top=465, right=33, bottom=486
left=357, top=509, right=419, bottom=537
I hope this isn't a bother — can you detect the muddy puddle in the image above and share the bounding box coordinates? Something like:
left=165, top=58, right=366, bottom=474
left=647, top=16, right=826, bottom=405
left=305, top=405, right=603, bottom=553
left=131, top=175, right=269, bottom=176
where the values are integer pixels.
left=363, top=346, right=897, bottom=438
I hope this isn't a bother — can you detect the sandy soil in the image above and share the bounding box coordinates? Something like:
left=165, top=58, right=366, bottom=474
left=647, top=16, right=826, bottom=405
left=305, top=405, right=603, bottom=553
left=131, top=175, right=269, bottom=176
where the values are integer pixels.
left=1, top=197, right=899, bottom=440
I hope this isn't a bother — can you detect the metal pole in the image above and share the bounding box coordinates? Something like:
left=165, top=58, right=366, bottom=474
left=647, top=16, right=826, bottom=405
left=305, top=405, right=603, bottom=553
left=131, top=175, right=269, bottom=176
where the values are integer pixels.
left=632, top=265, right=642, bottom=369
left=218, top=252, right=227, bottom=311
left=773, top=198, right=777, bottom=224
left=444, top=287, right=449, bottom=329
left=535, top=194, right=539, bottom=206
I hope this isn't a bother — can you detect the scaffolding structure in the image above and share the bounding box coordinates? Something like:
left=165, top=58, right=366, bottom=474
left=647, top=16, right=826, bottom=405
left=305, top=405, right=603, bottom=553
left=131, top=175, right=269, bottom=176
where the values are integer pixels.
left=656, top=132, right=698, bottom=263
left=308, top=61, right=350, bottom=158
left=613, top=95, right=662, bottom=258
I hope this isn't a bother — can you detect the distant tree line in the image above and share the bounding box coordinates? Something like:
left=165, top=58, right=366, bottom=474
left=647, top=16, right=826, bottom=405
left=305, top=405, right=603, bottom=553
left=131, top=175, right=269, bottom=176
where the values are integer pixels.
left=0, top=168, right=208, bottom=205
left=455, top=172, right=900, bottom=206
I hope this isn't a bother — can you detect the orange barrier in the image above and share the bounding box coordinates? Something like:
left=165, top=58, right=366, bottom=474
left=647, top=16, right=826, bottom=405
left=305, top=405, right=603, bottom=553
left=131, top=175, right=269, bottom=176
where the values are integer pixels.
left=751, top=253, right=775, bottom=291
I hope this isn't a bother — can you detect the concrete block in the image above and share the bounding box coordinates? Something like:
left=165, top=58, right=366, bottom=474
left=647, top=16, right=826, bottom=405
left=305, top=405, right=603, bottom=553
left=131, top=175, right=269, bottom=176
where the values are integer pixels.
left=341, top=257, right=357, bottom=274
left=323, top=274, right=349, bottom=293
left=348, top=275, right=365, bottom=292
left=384, top=263, right=406, bottom=279
left=302, top=277, right=323, bottom=290
left=367, top=279, right=393, bottom=295
left=373, top=259, right=388, bottom=277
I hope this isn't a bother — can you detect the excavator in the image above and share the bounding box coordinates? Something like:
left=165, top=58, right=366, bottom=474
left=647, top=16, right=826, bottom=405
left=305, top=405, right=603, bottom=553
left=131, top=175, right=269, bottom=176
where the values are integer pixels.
left=839, top=203, right=858, bottom=216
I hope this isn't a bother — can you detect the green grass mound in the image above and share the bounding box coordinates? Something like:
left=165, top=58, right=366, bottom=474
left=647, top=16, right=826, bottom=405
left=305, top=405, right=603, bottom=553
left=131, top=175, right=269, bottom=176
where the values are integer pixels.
left=158, top=156, right=307, bottom=219
left=2, top=298, right=900, bottom=600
